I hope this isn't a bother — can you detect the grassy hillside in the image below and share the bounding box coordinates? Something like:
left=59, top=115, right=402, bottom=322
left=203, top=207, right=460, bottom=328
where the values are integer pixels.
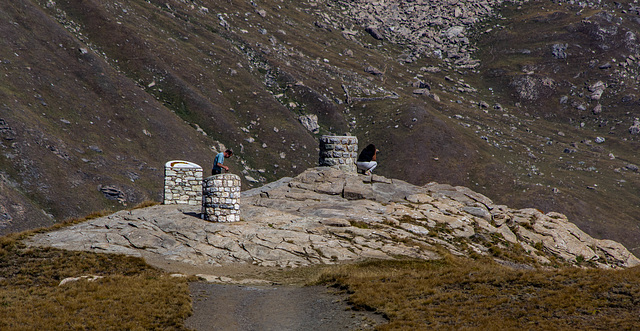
left=471, top=1, right=640, bottom=250
left=317, top=257, right=640, bottom=329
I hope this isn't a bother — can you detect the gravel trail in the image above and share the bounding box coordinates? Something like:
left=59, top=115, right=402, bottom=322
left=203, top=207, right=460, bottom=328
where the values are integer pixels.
left=185, top=282, right=386, bottom=331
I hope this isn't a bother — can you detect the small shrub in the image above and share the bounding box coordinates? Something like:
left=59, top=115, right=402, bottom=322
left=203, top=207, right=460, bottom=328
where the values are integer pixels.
left=349, top=220, right=369, bottom=229
left=534, top=241, right=544, bottom=251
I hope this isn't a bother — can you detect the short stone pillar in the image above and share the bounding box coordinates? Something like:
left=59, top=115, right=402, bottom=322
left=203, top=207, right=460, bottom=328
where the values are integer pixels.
left=201, top=174, right=241, bottom=222
left=163, top=160, right=203, bottom=205
left=318, top=135, right=358, bottom=173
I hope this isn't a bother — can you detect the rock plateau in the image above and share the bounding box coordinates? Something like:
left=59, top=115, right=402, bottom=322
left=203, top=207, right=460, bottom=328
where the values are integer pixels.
left=27, top=168, right=639, bottom=272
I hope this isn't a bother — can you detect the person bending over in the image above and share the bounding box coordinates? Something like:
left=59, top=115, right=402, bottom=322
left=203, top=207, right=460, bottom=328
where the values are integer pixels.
left=356, top=144, right=378, bottom=175
left=212, top=149, right=233, bottom=175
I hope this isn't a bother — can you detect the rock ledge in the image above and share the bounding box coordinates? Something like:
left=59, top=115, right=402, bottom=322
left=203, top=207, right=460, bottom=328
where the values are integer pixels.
left=27, top=167, right=639, bottom=270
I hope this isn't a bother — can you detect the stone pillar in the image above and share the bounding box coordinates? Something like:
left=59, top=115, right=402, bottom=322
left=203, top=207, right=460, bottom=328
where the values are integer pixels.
left=201, top=174, right=241, bottom=222
left=163, top=160, right=203, bottom=205
left=318, top=135, right=358, bottom=173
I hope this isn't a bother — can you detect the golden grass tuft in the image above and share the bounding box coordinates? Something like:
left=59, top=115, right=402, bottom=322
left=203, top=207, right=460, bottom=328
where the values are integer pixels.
left=313, top=256, right=640, bottom=329
left=130, top=200, right=160, bottom=210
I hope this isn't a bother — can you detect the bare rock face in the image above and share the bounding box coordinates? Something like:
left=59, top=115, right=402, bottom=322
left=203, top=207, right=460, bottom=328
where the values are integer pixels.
left=510, top=75, right=556, bottom=102
left=99, top=185, right=127, bottom=204
left=364, top=65, right=384, bottom=75
left=365, top=26, right=384, bottom=40
left=551, top=43, right=568, bottom=59
left=0, top=118, right=16, bottom=141
left=325, top=0, right=526, bottom=68
left=631, top=118, right=640, bottom=135
left=589, top=81, right=606, bottom=100
left=26, top=168, right=639, bottom=269
left=298, top=114, right=319, bottom=133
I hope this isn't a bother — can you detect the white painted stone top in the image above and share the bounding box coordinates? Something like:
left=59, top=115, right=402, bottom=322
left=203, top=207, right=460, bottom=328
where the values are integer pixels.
left=165, top=160, right=201, bottom=168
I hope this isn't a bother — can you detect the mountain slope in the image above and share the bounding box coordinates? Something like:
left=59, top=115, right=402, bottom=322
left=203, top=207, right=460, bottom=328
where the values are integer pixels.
left=2, top=0, right=640, bottom=255
left=1, top=0, right=216, bottom=229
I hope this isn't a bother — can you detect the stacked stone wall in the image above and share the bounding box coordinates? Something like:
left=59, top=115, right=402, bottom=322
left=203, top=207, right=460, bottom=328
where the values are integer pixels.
left=319, top=135, right=358, bottom=173
left=202, top=174, right=241, bottom=222
left=163, top=160, right=203, bottom=205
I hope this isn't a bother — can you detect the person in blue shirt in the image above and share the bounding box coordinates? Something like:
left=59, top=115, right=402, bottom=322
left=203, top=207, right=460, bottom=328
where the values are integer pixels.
left=212, top=149, right=233, bottom=175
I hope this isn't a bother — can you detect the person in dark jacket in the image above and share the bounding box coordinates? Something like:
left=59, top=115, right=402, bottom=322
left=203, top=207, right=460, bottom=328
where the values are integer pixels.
left=356, top=144, right=378, bottom=175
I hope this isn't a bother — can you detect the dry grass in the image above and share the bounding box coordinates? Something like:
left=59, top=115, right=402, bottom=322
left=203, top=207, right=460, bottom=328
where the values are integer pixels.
left=3, top=219, right=640, bottom=329
left=314, top=255, right=640, bottom=330
left=130, top=200, right=161, bottom=210
left=0, top=233, right=192, bottom=330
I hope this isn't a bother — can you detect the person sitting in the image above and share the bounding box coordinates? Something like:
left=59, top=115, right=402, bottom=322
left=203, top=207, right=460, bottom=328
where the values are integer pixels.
left=356, top=144, right=378, bottom=175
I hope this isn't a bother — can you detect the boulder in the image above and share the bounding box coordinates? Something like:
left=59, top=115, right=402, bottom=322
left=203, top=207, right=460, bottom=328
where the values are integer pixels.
left=365, top=26, right=384, bottom=40
left=364, top=66, right=384, bottom=75
left=298, top=114, right=319, bottom=133
left=589, top=81, right=606, bottom=100
left=629, top=118, right=640, bottom=135
left=99, top=185, right=126, bottom=203
left=551, top=43, right=568, bottom=59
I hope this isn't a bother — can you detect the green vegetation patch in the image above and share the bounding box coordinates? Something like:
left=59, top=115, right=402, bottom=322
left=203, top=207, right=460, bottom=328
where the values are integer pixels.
left=315, top=256, right=640, bottom=329
left=0, top=234, right=191, bottom=330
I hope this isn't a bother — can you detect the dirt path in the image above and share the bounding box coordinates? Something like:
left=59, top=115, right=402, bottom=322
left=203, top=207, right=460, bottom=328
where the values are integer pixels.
left=141, top=255, right=386, bottom=330
left=185, top=283, right=386, bottom=331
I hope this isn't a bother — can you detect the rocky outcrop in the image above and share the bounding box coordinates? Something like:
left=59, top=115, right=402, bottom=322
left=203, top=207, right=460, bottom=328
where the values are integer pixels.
left=510, top=75, right=556, bottom=102
left=321, top=0, right=525, bottom=68
left=26, top=168, right=639, bottom=269
left=630, top=118, right=640, bottom=135
left=298, top=114, right=320, bottom=133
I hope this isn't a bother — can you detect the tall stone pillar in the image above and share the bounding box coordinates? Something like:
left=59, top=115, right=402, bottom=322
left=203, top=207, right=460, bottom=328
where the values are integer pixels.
left=318, top=135, right=358, bottom=173
left=201, top=174, right=241, bottom=222
left=163, top=160, right=203, bottom=205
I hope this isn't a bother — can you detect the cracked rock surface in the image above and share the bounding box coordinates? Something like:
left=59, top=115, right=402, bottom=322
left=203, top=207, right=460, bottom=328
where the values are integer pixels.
left=27, top=167, right=640, bottom=271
